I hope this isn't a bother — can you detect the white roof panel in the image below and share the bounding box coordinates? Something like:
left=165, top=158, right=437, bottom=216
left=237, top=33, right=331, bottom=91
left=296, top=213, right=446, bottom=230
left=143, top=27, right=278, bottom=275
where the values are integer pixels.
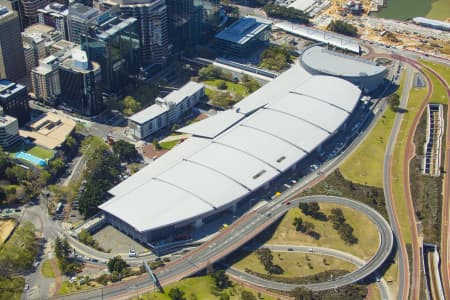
left=242, top=108, right=330, bottom=152
left=267, top=93, right=350, bottom=133
left=158, top=160, right=249, bottom=209
left=233, top=66, right=311, bottom=114
left=188, top=142, right=280, bottom=190
left=109, top=137, right=210, bottom=197
left=178, top=110, right=245, bottom=138
left=100, top=180, right=211, bottom=232
left=293, top=76, right=361, bottom=112
left=301, top=46, right=386, bottom=78
left=216, top=125, right=307, bottom=172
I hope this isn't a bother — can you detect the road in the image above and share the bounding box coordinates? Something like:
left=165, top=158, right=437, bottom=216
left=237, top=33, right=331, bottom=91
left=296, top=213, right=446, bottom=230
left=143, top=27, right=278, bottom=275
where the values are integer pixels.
left=399, top=57, right=435, bottom=300
left=49, top=195, right=393, bottom=300
left=382, top=63, right=414, bottom=300
left=229, top=244, right=390, bottom=300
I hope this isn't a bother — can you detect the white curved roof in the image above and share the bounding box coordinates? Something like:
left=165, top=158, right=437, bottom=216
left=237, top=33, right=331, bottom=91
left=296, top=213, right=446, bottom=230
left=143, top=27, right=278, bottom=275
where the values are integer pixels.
left=101, top=65, right=361, bottom=233
left=301, top=46, right=386, bottom=78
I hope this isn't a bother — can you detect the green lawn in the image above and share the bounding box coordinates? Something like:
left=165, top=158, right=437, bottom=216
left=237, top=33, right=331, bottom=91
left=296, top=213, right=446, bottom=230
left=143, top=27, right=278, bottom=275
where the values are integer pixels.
left=0, top=276, right=24, bottom=300
left=421, top=61, right=450, bottom=84
left=340, top=73, right=405, bottom=187
left=203, top=80, right=249, bottom=97
left=27, top=146, right=54, bottom=160
left=5, top=142, right=54, bottom=160
left=137, top=275, right=277, bottom=300
left=158, top=140, right=179, bottom=150
left=59, top=280, right=101, bottom=295
left=234, top=251, right=356, bottom=277
left=41, top=260, right=56, bottom=278
left=374, top=0, right=449, bottom=20
left=267, top=203, right=380, bottom=260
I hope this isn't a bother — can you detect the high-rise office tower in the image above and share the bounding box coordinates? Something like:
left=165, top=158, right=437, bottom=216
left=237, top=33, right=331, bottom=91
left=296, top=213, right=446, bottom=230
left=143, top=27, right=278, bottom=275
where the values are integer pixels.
left=81, top=6, right=140, bottom=93
left=67, top=3, right=98, bottom=44
left=0, top=7, right=26, bottom=81
left=103, top=0, right=169, bottom=66
left=21, top=0, right=49, bottom=26
left=38, top=3, right=69, bottom=40
left=59, top=48, right=102, bottom=116
left=31, top=62, right=60, bottom=105
left=166, top=0, right=201, bottom=50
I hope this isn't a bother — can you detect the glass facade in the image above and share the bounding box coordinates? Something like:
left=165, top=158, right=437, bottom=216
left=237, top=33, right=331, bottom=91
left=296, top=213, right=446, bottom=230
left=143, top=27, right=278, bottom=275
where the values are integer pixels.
left=81, top=10, right=140, bottom=93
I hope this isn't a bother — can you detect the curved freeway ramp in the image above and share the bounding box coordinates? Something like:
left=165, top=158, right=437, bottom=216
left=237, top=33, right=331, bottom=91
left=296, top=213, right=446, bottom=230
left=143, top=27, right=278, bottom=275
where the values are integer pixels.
left=228, top=244, right=390, bottom=300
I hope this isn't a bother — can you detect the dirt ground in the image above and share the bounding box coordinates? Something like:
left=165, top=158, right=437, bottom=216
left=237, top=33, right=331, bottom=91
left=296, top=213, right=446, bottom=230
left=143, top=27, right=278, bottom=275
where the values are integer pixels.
left=0, top=219, right=17, bottom=245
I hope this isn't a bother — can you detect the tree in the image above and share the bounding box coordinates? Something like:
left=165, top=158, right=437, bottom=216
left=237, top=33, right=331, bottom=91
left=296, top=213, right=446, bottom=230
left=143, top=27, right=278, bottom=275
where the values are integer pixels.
left=299, top=202, right=321, bottom=218
left=217, top=80, right=227, bottom=90
left=107, top=256, right=128, bottom=274
left=291, top=287, right=313, bottom=300
left=302, top=221, right=315, bottom=234
left=0, top=146, right=9, bottom=173
left=387, top=93, right=400, bottom=112
left=112, top=140, right=139, bottom=162
left=48, top=157, right=64, bottom=176
left=329, top=208, right=345, bottom=229
left=122, top=96, right=142, bottom=116
left=168, top=287, right=186, bottom=300
left=241, top=75, right=260, bottom=93
left=240, top=291, right=257, bottom=300
left=66, top=135, right=77, bottom=151
left=260, top=45, right=293, bottom=71
left=327, top=20, right=358, bottom=37
left=263, top=3, right=309, bottom=24
left=293, top=217, right=303, bottom=231
left=78, top=229, right=94, bottom=246
left=211, top=270, right=230, bottom=290
left=153, top=138, right=161, bottom=150
left=5, top=165, right=29, bottom=184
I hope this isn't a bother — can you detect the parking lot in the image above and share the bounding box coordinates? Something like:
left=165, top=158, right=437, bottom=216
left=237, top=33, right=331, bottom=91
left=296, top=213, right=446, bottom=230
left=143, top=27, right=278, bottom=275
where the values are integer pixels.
left=92, top=225, right=148, bottom=254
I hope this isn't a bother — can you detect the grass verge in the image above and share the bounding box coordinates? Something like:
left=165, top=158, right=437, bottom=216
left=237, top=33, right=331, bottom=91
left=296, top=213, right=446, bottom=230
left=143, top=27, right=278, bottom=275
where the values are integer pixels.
left=420, top=61, right=450, bottom=85
left=234, top=251, right=356, bottom=277
left=267, top=202, right=380, bottom=260
left=158, top=140, right=179, bottom=150
left=137, top=275, right=277, bottom=300
left=301, top=170, right=388, bottom=219
left=41, top=259, right=56, bottom=278
left=340, top=73, right=405, bottom=187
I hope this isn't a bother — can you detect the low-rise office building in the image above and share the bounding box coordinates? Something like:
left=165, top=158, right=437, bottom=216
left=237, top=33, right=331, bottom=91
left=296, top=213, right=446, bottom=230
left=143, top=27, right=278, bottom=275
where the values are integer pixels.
left=0, top=107, right=19, bottom=147
left=0, top=80, right=29, bottom=126
left=128, top=82, right=204, bottom=139
left=215, top=16, right=272, bottom=57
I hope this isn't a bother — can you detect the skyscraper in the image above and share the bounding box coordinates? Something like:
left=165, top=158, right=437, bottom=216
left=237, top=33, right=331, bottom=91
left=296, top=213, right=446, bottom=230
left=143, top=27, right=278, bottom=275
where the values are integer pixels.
left=166, top=0, right=201, bottom=50
left=103, top=0, right=169, bottom=66
left=67, top=3, right=98, bottom=44
left=21, top=0, right=49, bottom=26
left=81, top=6, right=140, bottom=93
left=0, top=7, right=26, bottom=81
left=37, top=3, right=69, bottom=40
left=31, top=62, right=60, bottom=105
left=59, top=48, right=102, bottom=116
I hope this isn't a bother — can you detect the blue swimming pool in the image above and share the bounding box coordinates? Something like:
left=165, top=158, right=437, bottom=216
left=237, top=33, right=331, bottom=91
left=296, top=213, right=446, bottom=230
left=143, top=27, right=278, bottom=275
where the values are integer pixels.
left=15, top=152, right=47, bottom=166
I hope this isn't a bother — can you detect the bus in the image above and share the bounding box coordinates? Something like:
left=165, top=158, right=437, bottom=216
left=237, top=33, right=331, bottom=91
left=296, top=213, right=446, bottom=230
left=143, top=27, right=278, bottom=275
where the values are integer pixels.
left=56, top=202, right=63, bottom=214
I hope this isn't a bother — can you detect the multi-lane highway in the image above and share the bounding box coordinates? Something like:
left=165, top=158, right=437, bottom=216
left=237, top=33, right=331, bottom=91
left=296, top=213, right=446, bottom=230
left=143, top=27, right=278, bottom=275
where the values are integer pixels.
left=51, top=195, right=393, bottom=300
